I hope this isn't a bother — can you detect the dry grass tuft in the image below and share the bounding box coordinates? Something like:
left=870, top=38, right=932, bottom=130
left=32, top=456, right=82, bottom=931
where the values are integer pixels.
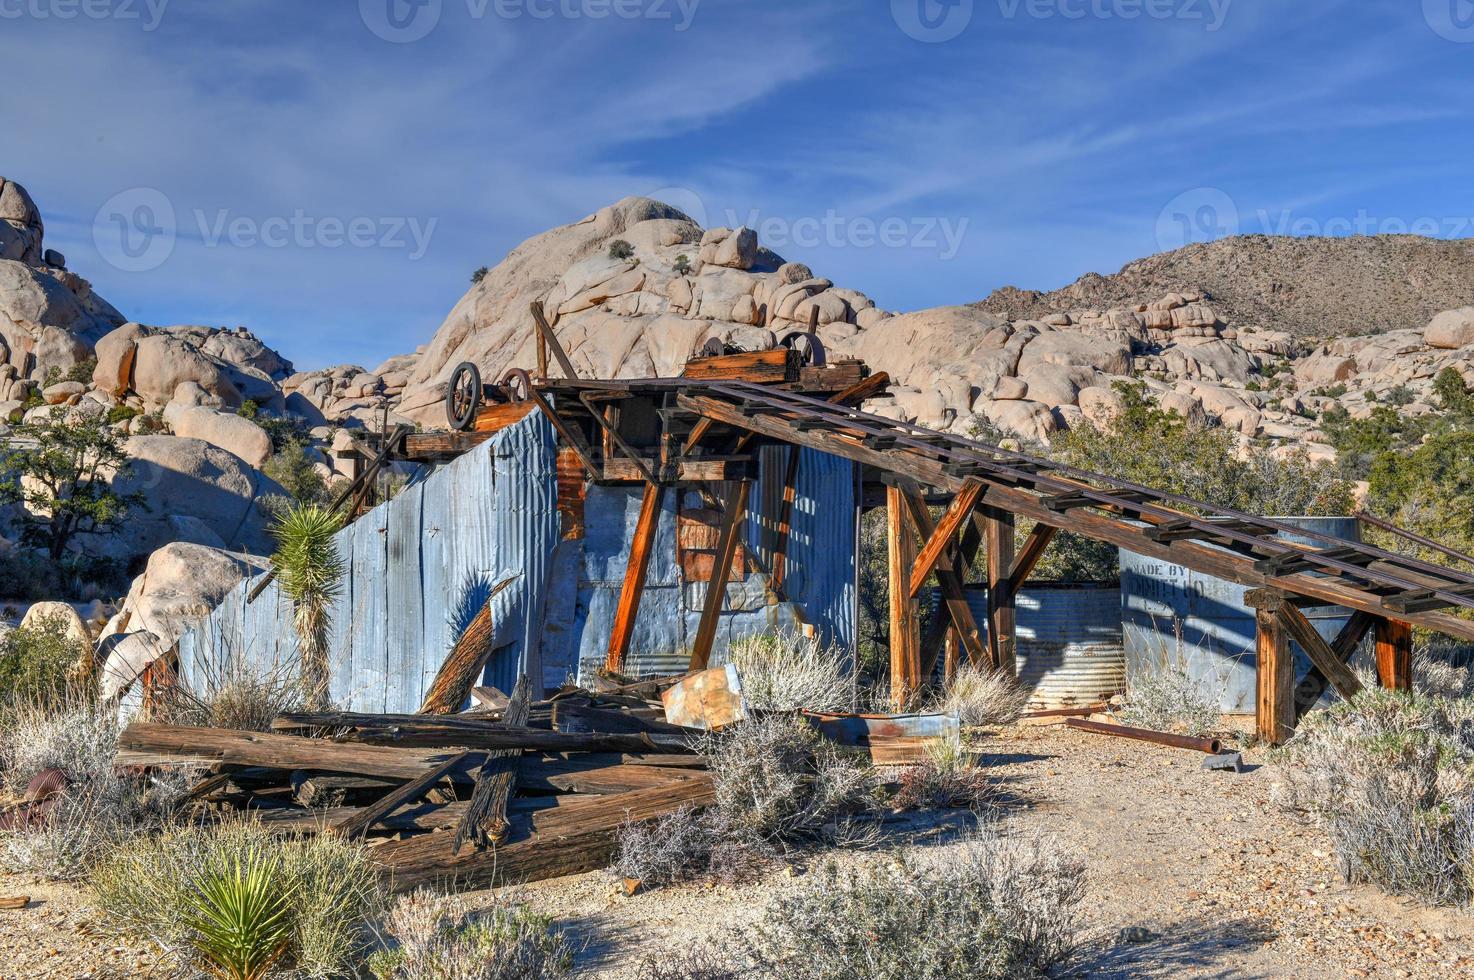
left=930, top=664, right=1029, bottom=727
left=891, top=736, right=995, bottom=811
left=151, top=656, right=304, bottom=732
left=724, top=631, right=852, bottom=713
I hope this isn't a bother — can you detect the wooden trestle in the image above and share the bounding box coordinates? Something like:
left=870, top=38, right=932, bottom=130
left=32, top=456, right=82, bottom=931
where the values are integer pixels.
left=385, top=364, right=1474, bottom=743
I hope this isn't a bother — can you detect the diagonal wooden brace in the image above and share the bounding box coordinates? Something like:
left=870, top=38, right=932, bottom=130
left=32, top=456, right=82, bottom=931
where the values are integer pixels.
left=909, top=478, right=986, bottom=598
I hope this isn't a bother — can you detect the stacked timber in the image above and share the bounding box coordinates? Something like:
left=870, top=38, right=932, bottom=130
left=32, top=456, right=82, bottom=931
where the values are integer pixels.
left=115, top=679, right=711, bottom=893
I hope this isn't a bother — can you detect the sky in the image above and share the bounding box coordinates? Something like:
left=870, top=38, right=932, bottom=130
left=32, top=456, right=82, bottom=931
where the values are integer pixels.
left=2, top=0, right=1472, bottom=371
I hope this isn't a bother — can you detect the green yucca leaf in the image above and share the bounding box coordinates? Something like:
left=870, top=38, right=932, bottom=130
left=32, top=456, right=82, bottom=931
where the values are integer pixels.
left=183, top=844, right=297, bottom=980
left=270, top=504, right=346, bottom=605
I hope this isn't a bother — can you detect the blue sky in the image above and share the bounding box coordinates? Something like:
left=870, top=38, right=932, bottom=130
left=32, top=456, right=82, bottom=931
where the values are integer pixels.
left=2, top=0, right=1471, bottom=371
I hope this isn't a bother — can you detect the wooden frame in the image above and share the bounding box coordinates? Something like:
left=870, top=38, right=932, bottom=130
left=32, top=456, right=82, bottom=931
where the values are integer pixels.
left=887, top=486, right=921, bottom=710
left=605, top=483, right=666, bottom=673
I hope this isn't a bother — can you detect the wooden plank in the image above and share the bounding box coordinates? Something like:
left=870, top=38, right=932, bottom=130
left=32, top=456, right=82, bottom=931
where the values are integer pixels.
left=770, top=447, right=802, bottom=595
left=455, top=675, right=531, bottom=851
left=888, top=486, right=921, bottom=710
left=374, top=774, right=717, bottom=892
left=682, top=349, right=794, bottom=383
left=601, top=457, right=748, bottom=483
left=909, top=479, right=985, bottom=598
left=920, top=511, right=985, bottom=676
left=530, top=301, right=580, bottom=380
left=420, top=576, right=517, bottom=714
left=984, top=507, right=1017, bottom=677
left=1293, top=609, right=1376, bottom=720
left=1256, top=608, right=1294, bottom=745
left=473, top=401, right=537, bottom=433
left=688, top=481, right=750, bottom=671
left=1278, top=602, right=1362, bottom=702
left=1375, top=617, right=1413, bottom=691
left=399, top=431, right=496, bottom=461
left=334, top=751, right=478, bottom=840
left=900, top=490, right=988, bottom=673
left=731, top=371, right=891, bottom=455
left=606, top=483, right=666, bottom=673
left=674, top=391, right=1474, bottom=642
left=1007, top=523, right=1059, bottom=598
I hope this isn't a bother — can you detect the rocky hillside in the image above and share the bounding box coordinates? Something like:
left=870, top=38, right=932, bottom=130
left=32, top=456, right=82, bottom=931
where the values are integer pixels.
left=975, top=235, right=1474, bottom=339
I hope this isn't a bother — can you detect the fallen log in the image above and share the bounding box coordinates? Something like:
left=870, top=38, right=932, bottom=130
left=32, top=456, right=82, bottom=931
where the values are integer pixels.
left=375, top=774, right=716, bottom=892
left=456, top=675, right=532, bottom=850
left=118, top=724, right=469, bottom=780
left=275, top=718, right=692, bottom=754
left=420, top=575, right=517, bottom=714
left=1064, top=718, right=1223, bottom=755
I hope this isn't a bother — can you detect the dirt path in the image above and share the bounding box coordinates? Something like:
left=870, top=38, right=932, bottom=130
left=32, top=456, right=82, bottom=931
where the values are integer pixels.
left=4, top=722, right=1473, bottom=977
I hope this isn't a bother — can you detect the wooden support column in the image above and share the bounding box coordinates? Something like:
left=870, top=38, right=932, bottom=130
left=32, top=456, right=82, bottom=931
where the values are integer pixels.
left=688, top=481, right=750, bottom=672
left=887, top=486, right=921, bottom=710
left=1256, top=607, right=1294, bottom=745
left=1375, top=617, right=1413, bottom=691
left=900, top=491, right=989, bottom=674
left=605, top=483, right=666, bottom=673
left=770, top=447, right=802, bottom=596
left=984, top=507, right=1017, bottom=677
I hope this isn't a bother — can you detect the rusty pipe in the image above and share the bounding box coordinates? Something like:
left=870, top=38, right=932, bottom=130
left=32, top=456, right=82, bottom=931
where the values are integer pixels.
left=1064, top=718, right=1222, bottom=754
left=1022, top=704, right=1104, bottom=720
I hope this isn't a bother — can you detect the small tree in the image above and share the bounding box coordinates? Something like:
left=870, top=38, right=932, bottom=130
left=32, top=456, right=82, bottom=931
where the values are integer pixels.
left=271, top=504, right=346, bottom=709
left=470, top=266, right=488, bottom=285
left=0, top=407, right=146, bottom=560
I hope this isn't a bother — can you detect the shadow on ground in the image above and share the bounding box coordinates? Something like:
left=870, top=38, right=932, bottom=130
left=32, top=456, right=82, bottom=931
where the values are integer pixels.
left=1064, top=916, right=1278, bottom=979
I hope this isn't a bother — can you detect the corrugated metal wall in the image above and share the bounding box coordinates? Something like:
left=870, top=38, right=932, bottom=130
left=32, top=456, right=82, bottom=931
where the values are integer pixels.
left=177, top=413, right=858, bottom=704
left=178, top=413, right=561, bottom=712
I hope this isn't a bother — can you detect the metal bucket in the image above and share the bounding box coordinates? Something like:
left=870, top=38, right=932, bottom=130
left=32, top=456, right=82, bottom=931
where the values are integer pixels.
left=1119, top=516, right=1360, bottom=713
left=949, top=583, right=1126, bottom=709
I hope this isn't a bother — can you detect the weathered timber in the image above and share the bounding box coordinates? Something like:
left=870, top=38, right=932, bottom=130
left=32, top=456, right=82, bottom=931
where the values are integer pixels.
left=293, top=773, right=400, bottom=808
left=898, top=489, right=988, bottom=671
left=606, top=482, right=666, bottom=673
left=473, top=402, right=536, bottom=433
left=334, top=751, right=479, bottom=841
left=673, top=391, right=1474, bottom=641
left=551, top=701, right=692, bottom=737
left=119, top=724, right=469, bottom=780
left=688, top=480, right=750, bottom=671
left=908, top=478, right=986, bottom=598
left=1276, top=601, right=1362, bottom=701
left=1293, top=609, right=1376, bottom=720
left=527, top=384, right=601, bottom=480
left=374, top=774, right=717, bottom=892
left=984, top=507, right=1017, bottom=676
left=682, top=349, right=795, bottom=383
left=580, top=392, right=657, bottom=486
left=1256, top=608, right=1294, bottom=745
left=530, top=302, right=580, bottom=381
left=1065, top=718, right=1222, bottom=754
left=1375, top=617, right=1413, bottom=691
left=888, top=486, right=921, bottom=709
left=601, top=457, right=749, bottom=483
left=457, top=675, right=532, bottom=851
left=770, top=447, right=802, bottom=595
left=297, top=723, right=691, bottom=754
left=398, top=431, right=497, bottom=461
left=419, top=576, right=517, bottom=714
left=1007, top=523, right=1060, bottom=599
left=919, top=511, right=986, bottom=677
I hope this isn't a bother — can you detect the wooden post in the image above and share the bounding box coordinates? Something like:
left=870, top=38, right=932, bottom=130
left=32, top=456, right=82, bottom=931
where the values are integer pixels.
left=606, top=483, right=666, bottom=673
left=887, top=486, right=921, bottom=710
left=984, top=508, right=1017, bottom=677
left=770, top=447, right=802, bottom=596
left=1256, top=607, right=1294, bottom=745
left=1375, top=617, right=1413, bottom=691
left=689, top=481, right=750, bottom=672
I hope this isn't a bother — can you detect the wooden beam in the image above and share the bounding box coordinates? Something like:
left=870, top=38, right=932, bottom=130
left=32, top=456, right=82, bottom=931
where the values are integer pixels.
left=1278, top=602, right=1362, bottom=702
left=529, top=301, right=580, bottom=380
left=526, top=385, right=601, bottom=480
left=688, top=481, right=750, bottom=671
left=909, top=479, right=986, bottom=597
left=730, top=371, right=891, bottom=455
left=606, top=483, right=666, bottom=673
left=1256, top=608, right=1294, bottom=745
left=1374, top=617, right=1413, bottom=691
left=984, top=507, right=1017, bottom=677
left=1294, top=609, right=1376, bottom=719
left=455, top=675, right=532, bottom=851
left=420, top=577, right=518, bottom=714
left=888, top=486, right=921, bottom=710
left=333, top=751, right=478, bottom=841
left=579, top=392, right=657, bottom=485
left=770, top=447, right=803, bottom=596
left=900, top=490, right=989, bottom=672
left=919, top=511, right=986, bottom=677
left=1006, top=523, right=1059, bottom=599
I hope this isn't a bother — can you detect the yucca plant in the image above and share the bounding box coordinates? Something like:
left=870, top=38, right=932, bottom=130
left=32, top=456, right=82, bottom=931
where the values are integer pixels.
left=183, top=845, right=296, bottom=980
left=271, top=504, right=345, bottom=710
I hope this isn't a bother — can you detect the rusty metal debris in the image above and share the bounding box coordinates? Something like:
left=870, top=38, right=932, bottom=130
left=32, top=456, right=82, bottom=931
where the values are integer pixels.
left=661, top=665, right=747, bottom=731
left=1064, top=718, right=1223, bottom=755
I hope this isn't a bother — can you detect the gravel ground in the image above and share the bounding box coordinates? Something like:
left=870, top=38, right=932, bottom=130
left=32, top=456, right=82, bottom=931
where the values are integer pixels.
left=4, top=719, right=1473, bottom=978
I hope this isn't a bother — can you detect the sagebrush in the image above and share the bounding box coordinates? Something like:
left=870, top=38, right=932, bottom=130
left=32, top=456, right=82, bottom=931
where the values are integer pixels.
left=930, top=663, right=1028, bottom=727
left=1118, top=662, right=1221, bottom=736
left=368, top=889, right=575, bottom=980
left=724, top=631, right=851, bottom=712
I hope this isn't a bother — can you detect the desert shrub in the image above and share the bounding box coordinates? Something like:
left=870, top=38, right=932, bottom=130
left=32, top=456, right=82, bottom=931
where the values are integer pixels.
left=93, top=820, right=383, bottom=977
left=930, top=663, right=1028, bottom=727
left=183, top=843, right=296, bottom=980
left=470, top=266, right=488, bottom=284
left=1118, top=663, right=1221, bottom=737
left=0, top=613, right=89, bottom=712
left=105, top=403, right=140, bottom=426
left=672, top=253, right=691, bottom=275
left=367, top=889, right=574, bottom=980
left=607, top=239, right=635, bottom=260
left=724, top=630, right=851, bottom=712
left=152, top=657, right=304, bottom=732
left=891, top=737, right=994, bottom=811
left=748, top=828, right=1084, bottom=979
left=703, top=714, right=878, bottom=848
left=610, top=806, right=723, bottom=887
left=1, top=699, right=186, bottom=880
left=1275, top=687, right=1474, bottom=904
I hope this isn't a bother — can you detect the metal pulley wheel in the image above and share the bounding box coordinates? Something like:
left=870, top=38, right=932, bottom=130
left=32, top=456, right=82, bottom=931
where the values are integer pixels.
left=499, top=368, right=533, bottom=403
left=445, top=361, right=482, bottom=431
left=778, top=330, right=827, bottom=367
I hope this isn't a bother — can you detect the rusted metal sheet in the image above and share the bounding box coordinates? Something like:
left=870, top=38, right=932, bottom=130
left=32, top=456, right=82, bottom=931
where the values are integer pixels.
left=661, top=665, right=746, bottom=730
left=801, top=710, right=959, bottom=744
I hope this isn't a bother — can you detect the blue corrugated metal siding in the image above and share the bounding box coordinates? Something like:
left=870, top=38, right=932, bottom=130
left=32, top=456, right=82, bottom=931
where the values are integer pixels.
left=177, top=414, right=858, bottom=704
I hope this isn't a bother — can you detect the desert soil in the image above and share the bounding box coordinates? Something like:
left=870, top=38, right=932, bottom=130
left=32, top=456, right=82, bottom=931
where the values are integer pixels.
left=5, top=721, right=1474, bottom=978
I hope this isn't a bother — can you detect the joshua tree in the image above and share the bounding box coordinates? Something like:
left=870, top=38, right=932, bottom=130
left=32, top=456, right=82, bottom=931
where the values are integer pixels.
left=270, top=504, right=345, bottom=709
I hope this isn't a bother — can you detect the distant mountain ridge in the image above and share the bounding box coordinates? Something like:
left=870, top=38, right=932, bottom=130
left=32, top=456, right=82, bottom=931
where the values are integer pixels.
left=973, top=235, right=1474, bottom=338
